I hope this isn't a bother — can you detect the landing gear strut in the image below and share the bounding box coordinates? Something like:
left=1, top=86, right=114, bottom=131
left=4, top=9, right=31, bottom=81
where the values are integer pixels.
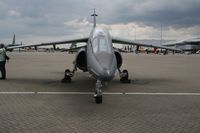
left=94, top=80, right=103, bottom=104
left=119, top=69, right=131, bottom=83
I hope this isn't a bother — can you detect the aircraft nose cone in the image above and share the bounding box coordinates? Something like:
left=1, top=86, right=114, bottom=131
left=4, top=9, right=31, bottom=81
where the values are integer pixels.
left=96, top=53, right=112, bottom=69
left=95, top=53, right=116, bottom=81
left=106, top=70, right=110, bottom=75
left=102, top=69, right=113, bottom=81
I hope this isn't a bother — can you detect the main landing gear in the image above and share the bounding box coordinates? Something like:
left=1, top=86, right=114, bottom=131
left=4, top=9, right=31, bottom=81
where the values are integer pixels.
left=61, top=69, right=73, bottom=83
left=94, top=80, right=103, bottom=104
left=119, top=69, right=131, bottom=83
left=62, top=61, right=77, bottom=83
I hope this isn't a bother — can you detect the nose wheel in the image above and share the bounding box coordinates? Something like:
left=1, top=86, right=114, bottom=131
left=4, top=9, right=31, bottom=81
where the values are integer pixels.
left=95, top=95, right=102, bottom=104
left=94, top=80, right=103, bottom=104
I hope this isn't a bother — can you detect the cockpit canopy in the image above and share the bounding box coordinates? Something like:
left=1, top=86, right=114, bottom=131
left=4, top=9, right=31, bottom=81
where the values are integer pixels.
left=92, top=35, right=111, bottom=54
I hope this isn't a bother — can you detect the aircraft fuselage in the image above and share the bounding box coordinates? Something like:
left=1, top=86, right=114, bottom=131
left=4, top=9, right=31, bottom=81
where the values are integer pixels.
left=87, top=27, right=117, bottom=81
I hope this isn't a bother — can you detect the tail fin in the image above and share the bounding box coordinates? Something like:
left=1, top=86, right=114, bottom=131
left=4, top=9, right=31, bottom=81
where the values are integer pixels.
left=12, top=34, right=15, bottom=45
left=91, top=9, right=98, bottom=28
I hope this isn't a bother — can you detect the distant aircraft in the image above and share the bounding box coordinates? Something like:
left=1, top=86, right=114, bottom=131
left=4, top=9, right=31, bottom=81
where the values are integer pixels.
left=163, top=37, right=200, bottom=54
left=4, top=34, right=22, bottom=51
left=7, top=10, right=181, bottom=104
left=196, top=50, right=200, bottom=54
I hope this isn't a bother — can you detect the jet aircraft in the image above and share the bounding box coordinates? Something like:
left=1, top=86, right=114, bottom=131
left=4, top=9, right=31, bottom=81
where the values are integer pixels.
left=8, top=10, right=181, bottom=104
left=2, top=34, right=22, bottom=51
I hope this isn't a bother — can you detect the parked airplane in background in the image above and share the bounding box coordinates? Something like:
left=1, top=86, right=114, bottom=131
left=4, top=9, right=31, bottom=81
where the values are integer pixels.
left=4, top=34, right=22, bottom=51
left=163, top=37, right=200, bottom=54
left=7, top=10, right=181, bottom=104
left=196, top=50, right=200, bottom=54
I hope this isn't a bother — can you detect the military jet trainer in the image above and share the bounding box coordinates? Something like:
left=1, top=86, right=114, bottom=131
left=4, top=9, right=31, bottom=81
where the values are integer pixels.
left=8, top=10, right=181, bottom=104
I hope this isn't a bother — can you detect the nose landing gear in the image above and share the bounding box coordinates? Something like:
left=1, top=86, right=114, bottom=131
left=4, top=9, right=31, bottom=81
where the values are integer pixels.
left=94, top=80, right=103, bottom=104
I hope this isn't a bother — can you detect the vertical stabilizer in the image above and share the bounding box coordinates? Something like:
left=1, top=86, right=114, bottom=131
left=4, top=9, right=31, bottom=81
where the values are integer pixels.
left=12, top=34, right=15, bottom=45
left=91, top=9, right=98, bottom=28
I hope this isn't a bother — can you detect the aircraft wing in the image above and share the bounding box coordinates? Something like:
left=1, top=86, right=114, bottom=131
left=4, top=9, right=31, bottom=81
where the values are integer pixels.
left=60, top=46, right=86, bottom=52
left=163, top=38, right=200, bottom=47
left=112, top=37, right=182, bottom=52
left=113, top=47, right=129, bottom=53
left=6, top=37, right=89, bottom=50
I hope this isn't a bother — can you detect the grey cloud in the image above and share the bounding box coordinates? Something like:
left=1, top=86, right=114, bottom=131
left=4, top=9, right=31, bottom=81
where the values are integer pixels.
left=106, top=0, right=200, bottom=28
left=0, top=0, right=200, bottom=41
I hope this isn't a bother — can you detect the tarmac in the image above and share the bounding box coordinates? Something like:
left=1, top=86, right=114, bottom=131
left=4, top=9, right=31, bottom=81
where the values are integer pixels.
left=0, top=52, right=200, bottom=133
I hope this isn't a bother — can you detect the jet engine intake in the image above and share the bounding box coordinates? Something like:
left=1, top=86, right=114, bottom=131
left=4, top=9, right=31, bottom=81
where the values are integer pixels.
left=114, top=50, right=122, bottom=69
left=76, top=49, right=87, bottom=72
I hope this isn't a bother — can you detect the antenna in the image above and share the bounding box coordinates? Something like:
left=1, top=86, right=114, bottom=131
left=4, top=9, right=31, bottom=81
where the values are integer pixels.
left=160, top=24, right=162, bottom=45
left=12, top=34, right=15, bottom=45
left=91, top=9, right=98, bottom=27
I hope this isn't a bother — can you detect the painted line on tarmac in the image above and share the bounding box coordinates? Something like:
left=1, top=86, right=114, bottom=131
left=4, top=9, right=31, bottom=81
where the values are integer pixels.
left=0, top=92, right=122, bottom=95
left=125, top=92, right=200, bottom=96
left=0, top=92, right=200, bottom=96
left=0, top=92, right=124, bottom=95
left=0, top=92, right=35, bottom=94
left=103, top=92, right=123, bottom=95
left=38, top=92, right=123, bottom=95
left=38, top=92, right=94, bottom=95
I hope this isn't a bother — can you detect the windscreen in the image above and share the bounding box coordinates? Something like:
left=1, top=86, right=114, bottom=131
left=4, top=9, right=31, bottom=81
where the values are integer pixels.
left=92, top=36, right=110, bottom=53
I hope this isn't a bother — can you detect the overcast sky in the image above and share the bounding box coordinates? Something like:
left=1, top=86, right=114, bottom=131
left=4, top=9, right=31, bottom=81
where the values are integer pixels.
left=0, top=0, right=200, bottom=44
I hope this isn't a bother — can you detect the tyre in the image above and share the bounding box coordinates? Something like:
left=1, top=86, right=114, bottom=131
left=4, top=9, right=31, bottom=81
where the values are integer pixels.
left=122, top=70, right=128, bottom=79
left=65, top=69, right=71, bottom=76
left=95, top=96, right=102, bottom=104
left=120, top=69, right=131, bottom=83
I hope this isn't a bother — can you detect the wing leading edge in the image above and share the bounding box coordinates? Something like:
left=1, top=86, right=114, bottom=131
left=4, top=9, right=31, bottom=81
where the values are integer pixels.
left=163, top=38, right=200, bottom=47
left=112, top=37, right=182, bottom=52
left=7, top=37, right=89, bottom=50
